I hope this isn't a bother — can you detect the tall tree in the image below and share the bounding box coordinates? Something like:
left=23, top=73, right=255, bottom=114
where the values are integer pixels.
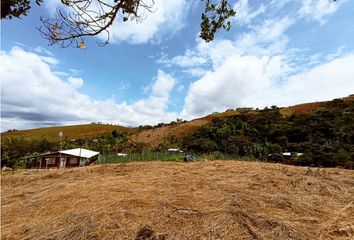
left=1, top=0, right=235, bottom=47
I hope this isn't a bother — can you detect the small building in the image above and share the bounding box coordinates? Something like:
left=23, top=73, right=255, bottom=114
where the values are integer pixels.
left=117, top=153, right=127, bottom=157
left=268, top=152, right=304, bottom=163
left=39, top=148, right=99, bottom=169
left=167, top=148, right=183, bottom=153
left=281, top=152, right=304, bottom=165
left=282, top=152, right=303, bottom=158
left=282, top=152, right=292, bottom=157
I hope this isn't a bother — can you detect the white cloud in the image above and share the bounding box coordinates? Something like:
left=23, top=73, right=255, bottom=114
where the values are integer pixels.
left=182, top=67, right=207, bottom=78
left=44, top=0, right=62, bottom=16
left=299, top=0, right=342, bottom=24
left=195, top=39, right=239, bottom=68
left=180, top=54, right=276, bottom=118
left=44, top=0, right=189, bottom=44
left=39, top=56, right=59, bottom=65
left=107, top=0, right=189, bottom=44
left=181, top=53, right=354, bottom=119
left=165, top=53, right=208, bottom=68
left=235, top=17, right=294, bottom=57
left=155, top=16, right=296, bottom=118
left=269, top=0, right=293, bottom=9
left=152, top=70, right=176, bottom=98
left=159, top=16, right=294, bottom=79
left=267, top=53, right=354, bottom=106
left=254, top=17, right=293, bottom=42
left=68, top=77, right=84, bottom=89
left=158, top=1, right=351, bottom=121
left=115, top=81, right=130, bottom=92
left=0, top=47, right=178, bottom=131
left=158, top=38, right=239, bottom=76
left=233, top=0, right=265, bottom=26
left=34, top=46, right=55, bottom=57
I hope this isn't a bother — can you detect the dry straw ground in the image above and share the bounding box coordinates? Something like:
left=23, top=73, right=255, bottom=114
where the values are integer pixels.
left=1, top=160, right=354, bottom=240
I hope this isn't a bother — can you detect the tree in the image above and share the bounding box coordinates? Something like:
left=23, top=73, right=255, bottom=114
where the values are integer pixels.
left=200, top=0, right=235, bottom=42
left=1, top=0, right=235, bottom=47
left=1, top=0, right=42, bottom=19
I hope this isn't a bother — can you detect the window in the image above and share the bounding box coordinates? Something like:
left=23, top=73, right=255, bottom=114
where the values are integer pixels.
left=46, top=158, right=56, bottom=164
left=70, top=158, right=78, bottom=164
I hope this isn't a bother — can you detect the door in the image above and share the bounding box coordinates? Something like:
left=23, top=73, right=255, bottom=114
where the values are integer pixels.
left=60, top=158, right=66, bottom=168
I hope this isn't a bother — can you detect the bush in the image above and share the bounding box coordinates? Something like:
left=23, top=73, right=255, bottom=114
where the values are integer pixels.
left=298, top=153, right=314, bottom=166
left=267, top=153, right=284, bottom=163
left=267, top=143, right=282, bottom=153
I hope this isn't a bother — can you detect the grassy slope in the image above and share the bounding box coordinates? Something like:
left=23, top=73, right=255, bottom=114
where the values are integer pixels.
left=130, top=118, right=211, bottom=148
left=280, top=94, right=354, bottom=116
left=1, top=124, right=135, bottom=141
left=2, top=160, right=354, bottom=239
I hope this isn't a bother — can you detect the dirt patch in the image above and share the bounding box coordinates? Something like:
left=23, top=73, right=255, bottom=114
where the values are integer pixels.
left=2, top=161, right=354, bottom=239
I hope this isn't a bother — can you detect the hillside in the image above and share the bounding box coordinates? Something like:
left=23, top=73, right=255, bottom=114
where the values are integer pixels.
left=2, top=95, right=353, bottom=169
left=2, top=160, right=354, bottom=239
left=2, top=95, right=353, bottom=145
left=1, top=123, right=134, bottom=141
left=280, top=94, right=354, bottom=116
left=130, top=118, right=210, bottom=148
left=131, top=95, right=354, bottom=148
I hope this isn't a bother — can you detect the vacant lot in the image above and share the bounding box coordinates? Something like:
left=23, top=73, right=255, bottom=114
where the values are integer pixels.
left=2, top=161, right=354, bottom=240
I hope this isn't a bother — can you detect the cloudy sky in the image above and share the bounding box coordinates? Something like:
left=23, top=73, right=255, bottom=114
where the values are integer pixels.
left=1, top=0, right=354, bottom=131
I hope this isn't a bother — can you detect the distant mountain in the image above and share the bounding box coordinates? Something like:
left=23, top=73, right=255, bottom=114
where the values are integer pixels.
left=3, top=95, right=353, bottom=147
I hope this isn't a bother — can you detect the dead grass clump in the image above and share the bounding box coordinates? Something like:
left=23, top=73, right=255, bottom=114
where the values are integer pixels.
left=319, top=202, right=354, bottom=240
left=135, top=225, right=166, bottom=240
left=43, top=171, right=65, bottom=179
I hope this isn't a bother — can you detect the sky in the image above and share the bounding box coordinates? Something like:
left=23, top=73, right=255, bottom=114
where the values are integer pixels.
left=1, top=0, right=354, bottom=131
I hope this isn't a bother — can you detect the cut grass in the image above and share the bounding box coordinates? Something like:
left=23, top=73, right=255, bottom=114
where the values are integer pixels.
left=2, top=160, right=354, bottom=239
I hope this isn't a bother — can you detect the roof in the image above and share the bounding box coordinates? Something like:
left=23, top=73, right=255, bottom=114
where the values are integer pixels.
left=59, top=148, right=99, bottom=158
left=117, top=153, right=127, bottom=156
left=282, top=152, right=304, bottom=157
left=167, top=148, right=183, bottom=152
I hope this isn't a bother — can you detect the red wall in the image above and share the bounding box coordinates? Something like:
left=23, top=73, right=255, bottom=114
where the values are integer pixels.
left=40, top=153, right=82, bottom=169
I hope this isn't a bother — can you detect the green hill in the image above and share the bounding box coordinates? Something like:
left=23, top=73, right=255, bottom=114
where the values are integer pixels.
left=2, top=123, right=135, bottom=141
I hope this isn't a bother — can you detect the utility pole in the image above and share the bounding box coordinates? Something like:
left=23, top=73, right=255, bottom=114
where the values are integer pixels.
left=79, top=147, right=82, bottom=167
left=59, top=131, right=64, bottom=169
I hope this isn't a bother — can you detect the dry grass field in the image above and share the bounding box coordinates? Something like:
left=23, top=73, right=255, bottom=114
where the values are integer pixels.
left=1, top=161, right=354, bottom=240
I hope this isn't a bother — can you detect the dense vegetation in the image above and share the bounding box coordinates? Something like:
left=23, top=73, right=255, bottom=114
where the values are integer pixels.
left=1, top=130, right=129, bottom=168
left=182, top=99, right=354, bottom=168
left=1, top=98, right=353, bottom=169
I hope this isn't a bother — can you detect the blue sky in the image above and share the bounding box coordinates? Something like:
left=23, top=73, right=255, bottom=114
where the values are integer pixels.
left=1, top=0, right=354, bottom=131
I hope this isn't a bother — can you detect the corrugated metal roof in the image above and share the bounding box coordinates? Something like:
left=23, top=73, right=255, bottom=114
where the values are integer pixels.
left=59, top=148, right=99, bottom=158
left=167, top=148, right=183, bottom=152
